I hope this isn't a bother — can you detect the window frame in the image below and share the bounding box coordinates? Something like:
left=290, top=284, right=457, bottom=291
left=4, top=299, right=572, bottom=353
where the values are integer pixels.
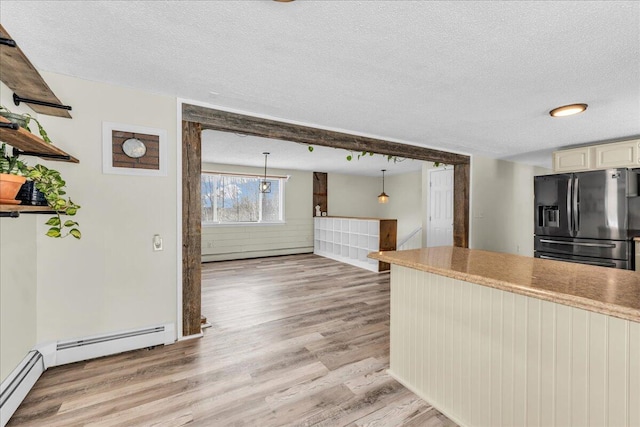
left=201, top=171, right=287, bottom=226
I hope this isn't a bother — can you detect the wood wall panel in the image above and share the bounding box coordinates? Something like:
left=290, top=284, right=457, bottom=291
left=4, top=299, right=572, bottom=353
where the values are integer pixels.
left=389, top=265, right=640, bottom=427
left=312, top=172, right=327, bottom=216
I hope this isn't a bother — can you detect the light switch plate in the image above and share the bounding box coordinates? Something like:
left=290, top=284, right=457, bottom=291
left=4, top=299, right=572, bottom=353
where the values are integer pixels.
left=153, top=234, right=163, bottom=251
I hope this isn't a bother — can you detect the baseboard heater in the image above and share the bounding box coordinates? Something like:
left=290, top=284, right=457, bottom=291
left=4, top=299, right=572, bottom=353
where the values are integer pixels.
left=0, top=324, right=175, bottom=427
left=0, top=351, right=45, bottom=427
left=53, top=324, right=175, bottom=366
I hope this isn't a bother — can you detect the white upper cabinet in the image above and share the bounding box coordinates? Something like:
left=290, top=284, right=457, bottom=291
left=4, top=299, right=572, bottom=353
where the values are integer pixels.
left=553, top=139, right=640, bottom=173
left=553, top=146, right=592, bottom=172
left=594, top=140, right=640, bottom=169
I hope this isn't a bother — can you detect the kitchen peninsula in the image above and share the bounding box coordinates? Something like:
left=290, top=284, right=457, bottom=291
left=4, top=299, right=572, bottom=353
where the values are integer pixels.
left=369, top=247, right=640, bottom=427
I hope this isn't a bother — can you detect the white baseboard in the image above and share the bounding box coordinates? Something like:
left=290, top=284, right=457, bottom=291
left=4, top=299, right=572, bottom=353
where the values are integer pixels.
left=0, top=351, right=45, bottom=427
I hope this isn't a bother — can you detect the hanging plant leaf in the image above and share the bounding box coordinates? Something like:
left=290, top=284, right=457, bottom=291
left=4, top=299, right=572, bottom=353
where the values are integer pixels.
left=45, top=217, right=61, bottom=226
left=346, top=154, right=352, bottom=161
left=46, top=227, right=61, bottom=238
left=308, top=146, right=314, bottom=152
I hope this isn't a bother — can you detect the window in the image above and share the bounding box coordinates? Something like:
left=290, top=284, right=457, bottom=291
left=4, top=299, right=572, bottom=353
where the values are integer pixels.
left=201, top=172, right=285, bottom=224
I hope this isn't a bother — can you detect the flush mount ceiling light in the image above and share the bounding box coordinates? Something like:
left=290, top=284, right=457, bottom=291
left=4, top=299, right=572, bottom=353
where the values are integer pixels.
left=260, top=152, right=271, bottom=193
left=273, top=0, right=295, bottom=2
left=549, top=103, right=588, bottom=117
left=378, top=169, right=389, bottom=204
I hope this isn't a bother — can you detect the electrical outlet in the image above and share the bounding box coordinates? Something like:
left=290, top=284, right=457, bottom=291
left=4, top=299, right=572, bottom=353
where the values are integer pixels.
left=153, top=234, right=163, bottom=251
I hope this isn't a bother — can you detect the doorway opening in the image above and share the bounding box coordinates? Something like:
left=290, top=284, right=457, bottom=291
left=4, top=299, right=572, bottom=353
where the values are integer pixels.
left=180, top=103, right=470, bottom=338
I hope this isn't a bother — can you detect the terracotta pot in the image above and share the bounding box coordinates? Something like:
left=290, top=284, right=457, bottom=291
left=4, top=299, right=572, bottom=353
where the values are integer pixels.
left=0, top=173, right=27, bottom=204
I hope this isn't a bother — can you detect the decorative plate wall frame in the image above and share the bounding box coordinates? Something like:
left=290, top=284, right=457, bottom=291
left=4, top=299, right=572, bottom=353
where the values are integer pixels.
left=102, top=121, right=168, bottom=176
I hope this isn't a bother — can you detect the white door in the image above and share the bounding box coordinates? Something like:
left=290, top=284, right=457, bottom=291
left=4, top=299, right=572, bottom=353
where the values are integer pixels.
left=427, top=168, right=454, bottom=247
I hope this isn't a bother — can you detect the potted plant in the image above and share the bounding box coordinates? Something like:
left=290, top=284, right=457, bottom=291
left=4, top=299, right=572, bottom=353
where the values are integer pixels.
left=0, top=142, right=28, bottom=203
left=1, top=143, right=81, bottom=239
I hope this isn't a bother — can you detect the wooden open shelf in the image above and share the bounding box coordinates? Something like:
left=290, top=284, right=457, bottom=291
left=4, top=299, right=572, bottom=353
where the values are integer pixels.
left=0, top=204, right=53, bottom=213
left=0, top=116, right=79, bottom=163
left=0, top=204, right=55, bottom=218
left=0, top=24, right=72, bottom=118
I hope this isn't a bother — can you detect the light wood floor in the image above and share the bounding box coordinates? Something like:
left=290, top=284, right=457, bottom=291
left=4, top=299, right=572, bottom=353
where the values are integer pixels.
left=9, top=254, right=456, bottom=426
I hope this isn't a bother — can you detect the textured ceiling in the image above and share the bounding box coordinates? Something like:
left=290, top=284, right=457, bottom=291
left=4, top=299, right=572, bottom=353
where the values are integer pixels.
left=1, top=1, right=639, bottom=170
left=202, top=130, right=425, bottom=176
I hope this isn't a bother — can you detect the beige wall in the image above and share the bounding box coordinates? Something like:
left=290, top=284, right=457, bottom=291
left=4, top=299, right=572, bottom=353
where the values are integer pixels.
left=201, top=163, right=313, bottom=261
left=21, top=72, right=178, bottom=343
left=470, top=155, right=550, bottom=256
left=0, top=82, right=45, bottom=381
left=327, top=172, right=381, bottom=218
left=0, top=216, right=38, bottom=381
left=379, top=170, right=423, bottom=248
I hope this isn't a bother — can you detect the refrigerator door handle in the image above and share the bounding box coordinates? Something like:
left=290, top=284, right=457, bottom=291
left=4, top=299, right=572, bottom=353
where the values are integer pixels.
left=573, top=176, right=580, bottom=234
left=539, top=255, right=616, bottom=268
left=538, top=239, right=617, bottom=248
left=567, top=178, right=574, bottom=236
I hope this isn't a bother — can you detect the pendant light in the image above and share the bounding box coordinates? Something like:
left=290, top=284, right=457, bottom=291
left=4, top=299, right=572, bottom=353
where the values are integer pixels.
left=378, top=169, right=389, bottom=204
left=260, top=152, right=271, bottom=193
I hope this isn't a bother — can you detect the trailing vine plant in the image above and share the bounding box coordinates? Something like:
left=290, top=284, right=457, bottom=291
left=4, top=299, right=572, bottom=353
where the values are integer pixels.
left=307, top=145, right=408, bottom=163
left=27, top=164, right=81, bottom=239
left=0, top=105, right=52, bottom=143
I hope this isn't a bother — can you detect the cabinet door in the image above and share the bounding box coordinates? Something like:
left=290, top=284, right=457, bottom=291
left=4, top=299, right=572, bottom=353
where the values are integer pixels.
left=553, top=147, right=592, bottom=172
left=594, top=140, right=640, bottom=169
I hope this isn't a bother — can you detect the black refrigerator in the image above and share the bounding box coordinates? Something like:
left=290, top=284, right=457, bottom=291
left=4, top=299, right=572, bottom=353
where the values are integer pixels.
left=534, top=168, right=639, bottom=269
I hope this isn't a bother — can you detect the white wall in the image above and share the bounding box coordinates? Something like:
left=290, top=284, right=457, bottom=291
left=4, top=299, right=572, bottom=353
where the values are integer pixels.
left=25, top=72, right=178, bottom=343
left=0, top=216, right=37, bottom=381
left=470, top=155, right=550, bottom=256
left=201, top=163, right=313, bottom=261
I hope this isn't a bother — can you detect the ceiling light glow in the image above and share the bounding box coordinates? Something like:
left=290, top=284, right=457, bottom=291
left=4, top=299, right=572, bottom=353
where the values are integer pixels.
left=549, top=103, right=588, bottom=117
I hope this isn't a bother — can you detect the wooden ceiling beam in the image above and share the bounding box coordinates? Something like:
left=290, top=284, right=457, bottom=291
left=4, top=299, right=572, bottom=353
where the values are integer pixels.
left=182, top=104, right=469, bottom=165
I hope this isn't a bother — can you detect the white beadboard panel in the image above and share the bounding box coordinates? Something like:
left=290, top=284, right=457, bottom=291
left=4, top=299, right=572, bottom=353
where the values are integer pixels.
left=589, top=312, right=608, bottom=427
left=630, top=321, right=640, bottom=427
left=388, top=265, right=640, bottom=427
left=202, top=218, right=313, bottom=261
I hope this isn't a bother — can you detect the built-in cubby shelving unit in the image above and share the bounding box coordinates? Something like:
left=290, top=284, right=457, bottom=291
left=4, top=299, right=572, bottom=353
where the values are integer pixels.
left=314, top=216, right=397, bottom=272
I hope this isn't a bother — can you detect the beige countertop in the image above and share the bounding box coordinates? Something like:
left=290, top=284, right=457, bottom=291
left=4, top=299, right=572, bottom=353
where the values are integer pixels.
left=317, top=216, right=396, bottom=221
left=369, top=247, right=640, bottom=322
left=635, top=237, right=640, bottom=242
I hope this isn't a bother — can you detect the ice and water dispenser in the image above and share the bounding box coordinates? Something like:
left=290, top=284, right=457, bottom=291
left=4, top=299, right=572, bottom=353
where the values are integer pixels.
left=538, top=205, right=559, bottom=228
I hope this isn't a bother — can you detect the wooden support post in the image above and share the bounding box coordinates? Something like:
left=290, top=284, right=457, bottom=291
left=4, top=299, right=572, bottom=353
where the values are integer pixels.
left=453, top=163, right=470, bottom=248
left=182, top=120, right=202, bottom=336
